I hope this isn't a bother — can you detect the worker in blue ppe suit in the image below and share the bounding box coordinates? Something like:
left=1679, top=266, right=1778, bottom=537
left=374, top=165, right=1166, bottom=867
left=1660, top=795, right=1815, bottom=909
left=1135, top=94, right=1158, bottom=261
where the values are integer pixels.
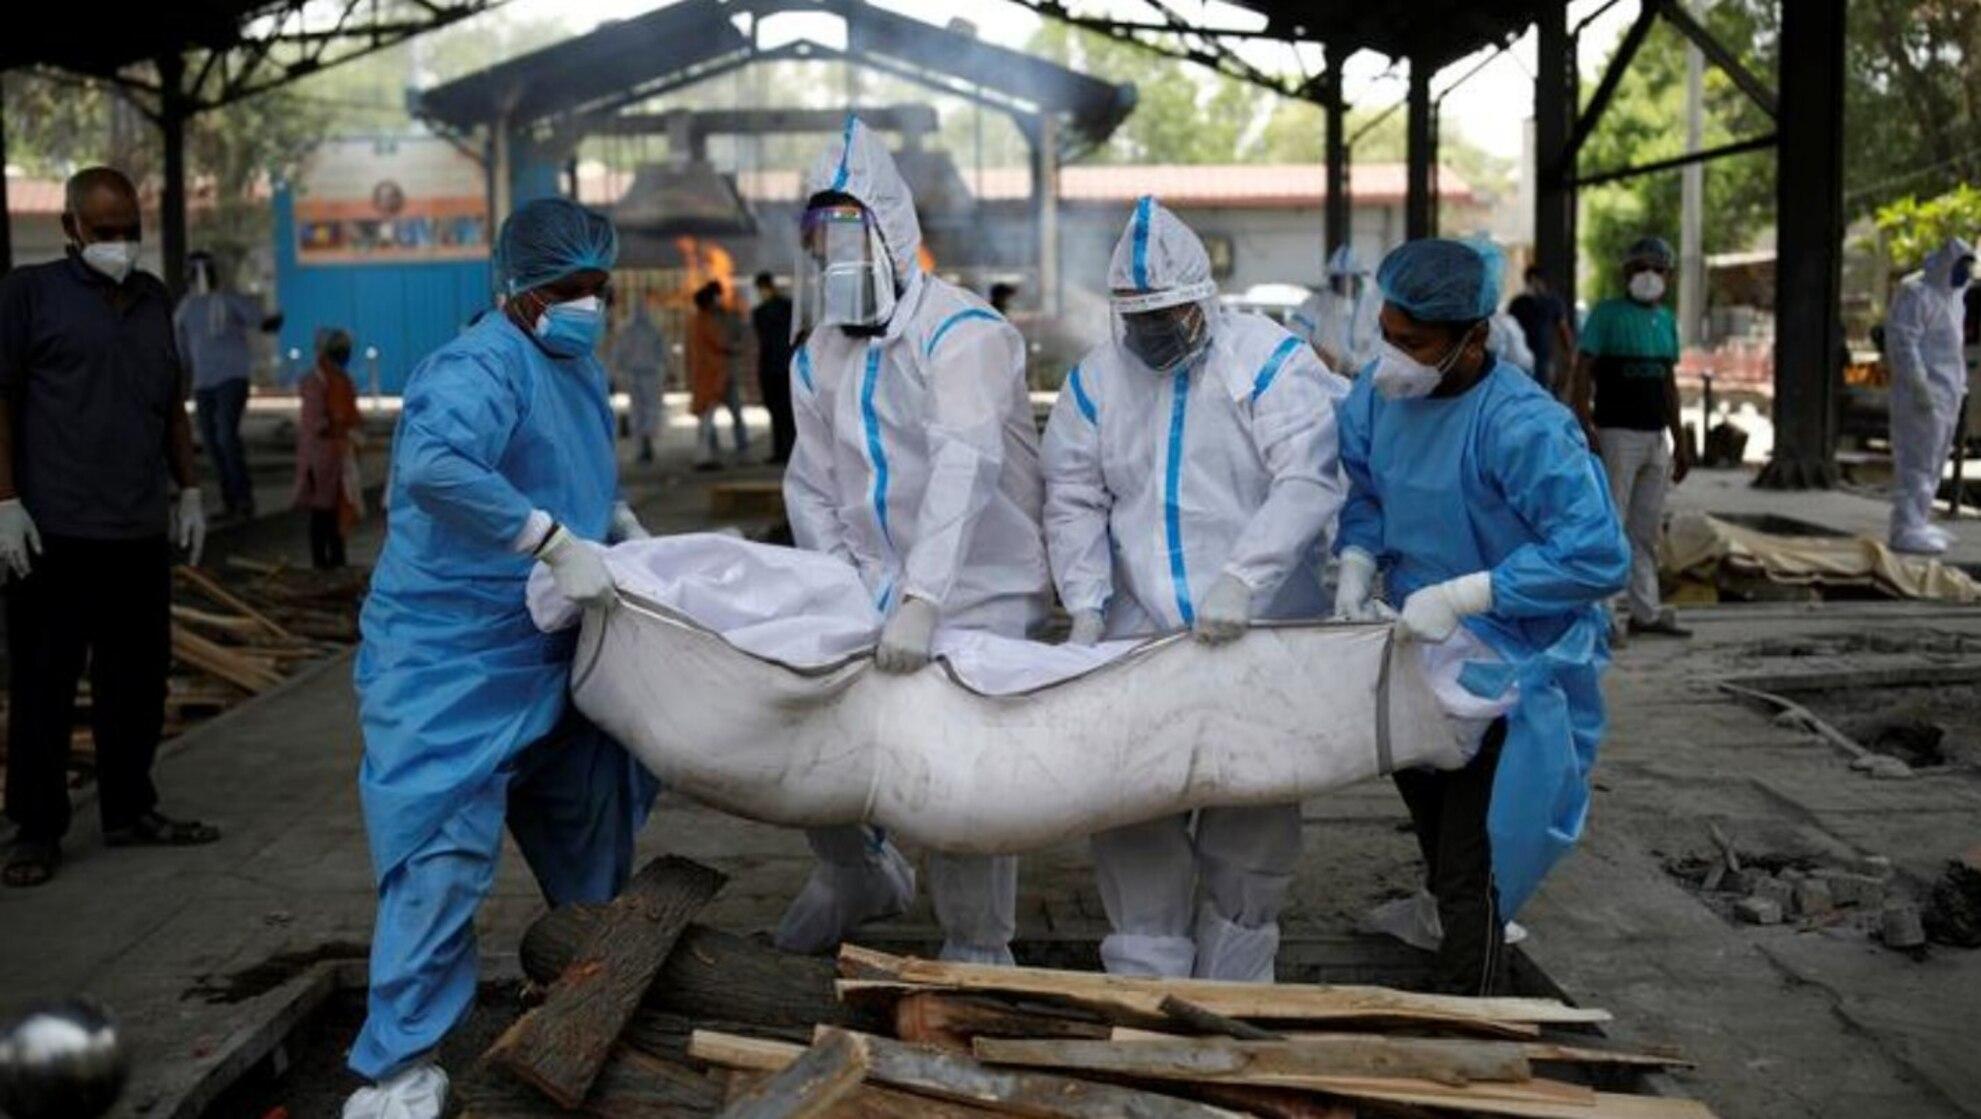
left=1885, top=237, right=1975, bottom=555
left=1332, top=238, right=1628, bottom=996
left=343, top=198, right=658, bottom=1119
left=1042, top=196, right=1348, bottom=982
left=1292, top=245, right=1380, bottom=375
left=774, top=117, right=1051, bottom=966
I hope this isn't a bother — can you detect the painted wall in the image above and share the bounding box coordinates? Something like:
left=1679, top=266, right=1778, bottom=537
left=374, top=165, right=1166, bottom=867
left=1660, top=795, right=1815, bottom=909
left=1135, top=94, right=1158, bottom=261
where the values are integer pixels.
left=272, top=184, right=493, bottom=393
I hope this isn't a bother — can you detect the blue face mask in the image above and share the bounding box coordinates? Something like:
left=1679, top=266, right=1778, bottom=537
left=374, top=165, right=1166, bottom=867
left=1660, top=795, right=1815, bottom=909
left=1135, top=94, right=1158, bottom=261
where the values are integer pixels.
left=533, top=294, right=604, bottom=357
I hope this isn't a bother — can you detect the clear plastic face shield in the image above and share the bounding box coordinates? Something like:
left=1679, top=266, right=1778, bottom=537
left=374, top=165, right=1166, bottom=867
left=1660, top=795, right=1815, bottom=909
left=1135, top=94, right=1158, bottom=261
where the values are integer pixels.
left=797, top=203, right=897, bottom=333
left=1111, top=281, right=1218, bottom=372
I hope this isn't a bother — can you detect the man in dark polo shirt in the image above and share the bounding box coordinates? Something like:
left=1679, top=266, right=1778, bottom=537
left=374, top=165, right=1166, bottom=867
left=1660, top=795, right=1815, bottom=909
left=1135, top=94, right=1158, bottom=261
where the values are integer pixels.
left=1569, top=235, right=1691, bottom=642
left=0, top=167, right=217, bottom=887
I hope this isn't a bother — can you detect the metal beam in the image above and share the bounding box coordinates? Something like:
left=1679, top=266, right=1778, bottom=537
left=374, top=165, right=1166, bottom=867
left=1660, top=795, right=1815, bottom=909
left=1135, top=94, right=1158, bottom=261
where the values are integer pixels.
left=1572, top=132, right=1777, bottom=188
left=1533, top=1, right=1577, bottom=308
left=1569, top=2, right=1657, bottom=159
left=1757, top=0, right=1846, bottom=489
left=1405, top=59, right=1434, bottom=241
left=0, top=72, right=11, bottom=276
left=1323, top=57, right=1348, bottom=264
left=157, top=52, right=189, bottom=299
left=1002, top=0, right=1328, bottom=104
left=1653, top=0, right=1778, bottom=120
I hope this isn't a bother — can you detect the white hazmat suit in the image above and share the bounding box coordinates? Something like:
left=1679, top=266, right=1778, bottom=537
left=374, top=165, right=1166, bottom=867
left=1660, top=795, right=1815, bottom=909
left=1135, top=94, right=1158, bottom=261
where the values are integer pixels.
left=776, top=117, right=1051, bottom=965
left=1043, top=196, right=1348, bottom=981
left=1886, top=237, right=1974, bottom=555
left=1292, top=245, right=1381, bottom=376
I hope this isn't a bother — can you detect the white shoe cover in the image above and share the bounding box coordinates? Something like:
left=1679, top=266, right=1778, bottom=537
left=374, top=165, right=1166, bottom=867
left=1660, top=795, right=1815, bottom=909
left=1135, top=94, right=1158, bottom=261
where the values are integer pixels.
left=1099, top=932, right=1197, bottom=978
left=773, top=841, right=916, bottom=954
left=1891, top=526, right=1950, bottom=555
left=1358, top=888, right=1528, bottom=950
left=343, top=1063, right=447, bottom=1119
left=1191, top=902, right=1279, bottom=983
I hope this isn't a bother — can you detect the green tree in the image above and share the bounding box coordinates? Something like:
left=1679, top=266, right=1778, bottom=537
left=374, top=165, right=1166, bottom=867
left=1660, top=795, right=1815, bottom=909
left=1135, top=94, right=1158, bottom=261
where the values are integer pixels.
left=1576, top=0, right=1980, bottom=301
left=1874, top=185, right=1981, bottom=270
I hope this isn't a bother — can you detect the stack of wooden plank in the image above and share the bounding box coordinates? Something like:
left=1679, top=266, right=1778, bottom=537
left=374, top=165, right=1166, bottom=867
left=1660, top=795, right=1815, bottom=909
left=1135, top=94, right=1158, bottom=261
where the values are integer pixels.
left=0, top=560, right=366, bottom=790
left=461, top=857, right=1715, bottom=1119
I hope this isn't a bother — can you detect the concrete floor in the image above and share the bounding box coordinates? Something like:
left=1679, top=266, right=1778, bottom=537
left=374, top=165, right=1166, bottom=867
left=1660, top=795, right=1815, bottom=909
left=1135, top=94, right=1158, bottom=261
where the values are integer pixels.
left=3, top=426, right=1979, bottom=1118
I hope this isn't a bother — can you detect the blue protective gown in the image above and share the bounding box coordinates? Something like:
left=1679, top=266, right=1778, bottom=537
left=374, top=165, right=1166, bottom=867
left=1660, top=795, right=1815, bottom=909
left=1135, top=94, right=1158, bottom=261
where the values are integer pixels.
left=350, top=312, right=656, bottom=1079
left=1335, top=358, right=1628, bottom=917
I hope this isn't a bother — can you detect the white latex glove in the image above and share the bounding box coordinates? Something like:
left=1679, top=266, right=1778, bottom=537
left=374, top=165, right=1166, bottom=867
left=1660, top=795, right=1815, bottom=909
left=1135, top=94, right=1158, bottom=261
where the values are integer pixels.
left=609, top=500, right=651, bottom=543
left=174, top=488, right=207, bottom=567
left=1332, top=547, right=1383, bottom=622
left=1066, top=610, right=1106, bottom=646
left=1194, top=573, right=1252, bottom=644
left=1397, top=571, right=1494, bottom=644
left=875, top=596, right=938, bottom=674
left=538, top=524, right=617, bottom=612
left=342, top=1061, right=448, bottom=1119
left=0, top=498, right=41, bottom=580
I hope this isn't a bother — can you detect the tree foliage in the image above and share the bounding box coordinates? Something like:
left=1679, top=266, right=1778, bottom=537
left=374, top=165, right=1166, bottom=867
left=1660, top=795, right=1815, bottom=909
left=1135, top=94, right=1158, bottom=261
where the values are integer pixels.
left=1874, top=185, right=1981, bottom=271
left=1577, top=0, right=1980, bottom=301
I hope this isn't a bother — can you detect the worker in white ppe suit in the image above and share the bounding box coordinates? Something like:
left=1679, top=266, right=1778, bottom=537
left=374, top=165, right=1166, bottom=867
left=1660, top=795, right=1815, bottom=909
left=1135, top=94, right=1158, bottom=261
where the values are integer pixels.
left=1292, top=244, right=1381, bottom=375
left=774, top=116, right=1052, bottom=965
left=1886, top=237, right=1975, bottom=555
left=1043, top=196, right=1348, bottom=982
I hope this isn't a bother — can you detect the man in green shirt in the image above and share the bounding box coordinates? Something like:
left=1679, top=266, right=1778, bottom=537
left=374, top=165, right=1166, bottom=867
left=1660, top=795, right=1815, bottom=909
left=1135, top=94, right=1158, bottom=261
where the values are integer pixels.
left=1569, top=236, right=1691, bottom=640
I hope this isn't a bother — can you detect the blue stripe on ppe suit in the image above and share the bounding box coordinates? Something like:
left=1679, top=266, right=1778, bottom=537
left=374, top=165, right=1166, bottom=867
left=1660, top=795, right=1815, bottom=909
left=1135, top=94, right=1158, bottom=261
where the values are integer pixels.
left=1334, top=359, right=1627, bottom=916
left=350, top=313, right=657, bottom=1079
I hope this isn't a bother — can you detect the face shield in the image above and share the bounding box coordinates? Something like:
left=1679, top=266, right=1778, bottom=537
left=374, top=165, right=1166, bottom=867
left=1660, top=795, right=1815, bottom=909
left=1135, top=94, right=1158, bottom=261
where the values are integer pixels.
left=797, top=203, right=897, bottom=333
left=1111, top=281, right=1217, bottom=372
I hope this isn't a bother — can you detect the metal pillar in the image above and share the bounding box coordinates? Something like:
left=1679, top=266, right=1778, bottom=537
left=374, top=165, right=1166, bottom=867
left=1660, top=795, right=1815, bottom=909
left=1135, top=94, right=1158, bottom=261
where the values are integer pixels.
left=0, top=74, right=12, bottom=276
left=1405, top=60, right=1433, bottom=241
left=157, top=52, right=189, bottom=296
left=1323, top=55, right=1349, bottom=265
left=490, top=114, right=514, bottom=234
left=1030, top=113, right=1061, bottom=316
left=1757, top=0, right=1845, bottom=489
left=1679, top=30, right=1705, bottom=349
left=1533, top=3, right=1577, bottom=300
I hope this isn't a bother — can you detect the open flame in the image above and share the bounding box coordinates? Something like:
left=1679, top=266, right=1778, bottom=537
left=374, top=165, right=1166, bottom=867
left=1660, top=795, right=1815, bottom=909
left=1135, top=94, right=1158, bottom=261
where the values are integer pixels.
left=673, top=235, right=739, bottom=310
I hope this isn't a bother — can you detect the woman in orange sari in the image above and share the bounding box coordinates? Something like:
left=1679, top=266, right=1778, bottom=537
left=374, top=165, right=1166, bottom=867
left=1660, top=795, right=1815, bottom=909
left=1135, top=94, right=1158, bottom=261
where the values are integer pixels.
left=687, top=281, right=748, bottom=469
left=293, top=327, right=364, bottom=568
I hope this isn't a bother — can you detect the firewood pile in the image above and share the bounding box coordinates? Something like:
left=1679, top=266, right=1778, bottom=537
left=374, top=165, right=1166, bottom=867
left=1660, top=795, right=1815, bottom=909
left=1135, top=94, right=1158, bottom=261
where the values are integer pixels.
left=0, top=559, right=367, bottom=791
left=460, top=857, right=1717, bottom=1119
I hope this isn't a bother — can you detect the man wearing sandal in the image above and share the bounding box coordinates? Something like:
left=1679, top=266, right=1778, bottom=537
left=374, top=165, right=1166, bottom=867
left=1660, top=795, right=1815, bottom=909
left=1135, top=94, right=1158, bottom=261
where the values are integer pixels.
left=0, top=167, right=219, bottom=888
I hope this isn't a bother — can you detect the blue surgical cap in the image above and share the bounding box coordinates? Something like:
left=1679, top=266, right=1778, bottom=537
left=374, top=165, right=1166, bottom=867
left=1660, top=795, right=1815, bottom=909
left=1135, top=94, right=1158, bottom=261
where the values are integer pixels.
left=496, top=197, right=619, bottom=296
left=1375, top=237, right=1504, bottom=324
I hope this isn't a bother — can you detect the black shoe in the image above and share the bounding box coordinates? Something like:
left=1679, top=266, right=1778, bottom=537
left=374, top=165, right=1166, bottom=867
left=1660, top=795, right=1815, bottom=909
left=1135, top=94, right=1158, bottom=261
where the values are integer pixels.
left=104, top=810, right=221, bottom=847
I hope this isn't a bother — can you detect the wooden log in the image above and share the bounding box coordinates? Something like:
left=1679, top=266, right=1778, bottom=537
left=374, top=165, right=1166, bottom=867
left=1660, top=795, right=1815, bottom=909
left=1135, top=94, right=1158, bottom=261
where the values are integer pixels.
left=722, top=1069, right=1013, bottom=1119
left=457, top=1044, right=726, bottom=1118
left=522, top=909, right=890, bottom=1035
left=1158, top=995, right=1283, bottom=1041
left=971, top=1036, right=1531, bottom=1089
left=487, top=857, right=727, bottom=1108
left=694, top=1030, right=1247, bottom=1118
left=836, top=945, right=1608, bottom=1027
left=895, top=991, right=1114, bottom=1053
left=1308, top=1080, right=1718, bottom=1119
left=171, top=626, right=283, bottom=693
left=1109, top=1028, right=1693, bottom=1071
left=175, top=565, right=294, bottom=641
left=715, top=1030, right=870, bottom=1119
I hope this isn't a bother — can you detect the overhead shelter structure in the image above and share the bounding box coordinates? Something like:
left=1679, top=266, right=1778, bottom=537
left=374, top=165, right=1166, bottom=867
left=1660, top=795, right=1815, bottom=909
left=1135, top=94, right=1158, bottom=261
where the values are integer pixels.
left=0, top=0, right=498, bottom=291
left=410, top=0, right=1136, bottom=313
left=1012, top=0, right=1847, bottom=489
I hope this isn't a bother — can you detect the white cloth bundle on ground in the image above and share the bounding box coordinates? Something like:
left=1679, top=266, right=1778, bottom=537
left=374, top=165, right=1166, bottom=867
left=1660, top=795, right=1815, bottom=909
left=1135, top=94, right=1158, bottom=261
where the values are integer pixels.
left=530, top=535, right=1464, bottom=854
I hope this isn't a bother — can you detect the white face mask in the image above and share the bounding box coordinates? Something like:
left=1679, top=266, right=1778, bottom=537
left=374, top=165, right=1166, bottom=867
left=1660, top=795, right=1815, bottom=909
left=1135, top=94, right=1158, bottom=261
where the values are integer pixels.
left=1372, top=323, right=1479, bottom=400
left=1628, top=271, right=1666, bottom=303
left=1372, top=341, right=1446, bottom=400
left=80, top=241, right=139, bottom=284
